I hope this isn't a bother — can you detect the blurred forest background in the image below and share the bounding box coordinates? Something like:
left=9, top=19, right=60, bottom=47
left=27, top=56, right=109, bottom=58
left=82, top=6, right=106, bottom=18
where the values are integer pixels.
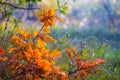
left=9, top=0, right=120, bottom=52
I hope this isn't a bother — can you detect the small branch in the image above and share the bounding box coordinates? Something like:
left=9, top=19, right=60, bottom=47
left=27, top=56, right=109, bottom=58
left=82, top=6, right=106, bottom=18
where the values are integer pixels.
left=9, top=5, right=26, bottom=37
left=39, top=25, right=44, bottom=32
left=0, top=2, right=40, bottom=10
left=14, top=9, right=25, bottom=28
left=69, top=66, right=96, bottom=75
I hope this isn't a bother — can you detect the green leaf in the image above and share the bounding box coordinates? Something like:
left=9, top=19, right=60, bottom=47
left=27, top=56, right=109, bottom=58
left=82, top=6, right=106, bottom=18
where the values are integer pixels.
left=7, top=11, right=13, bottom=17
left=60, top=6, right=68, bottom=15
left=98, top=48, right=104, bottom=54
left=0, top=7, right=2, bottom=13
left=57, top=0, right=60, bottom=8
left=32, top=0, right=42, bottom=2
left=13, top=18, right=17, bottom=23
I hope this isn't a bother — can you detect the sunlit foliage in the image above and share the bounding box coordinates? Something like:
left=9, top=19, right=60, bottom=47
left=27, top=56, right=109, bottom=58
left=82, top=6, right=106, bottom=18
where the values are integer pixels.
left=0, top=1, right=105, bottom=80
left=66, top=48, right=105, bottom=80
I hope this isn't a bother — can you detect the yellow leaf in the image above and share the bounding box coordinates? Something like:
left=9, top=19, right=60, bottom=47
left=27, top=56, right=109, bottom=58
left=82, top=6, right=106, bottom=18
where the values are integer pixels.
left=50, top=50, right=61, bottom=59
left=1, top=57, right=8, bottom=61
left=9, top=47, right=17, bottom=54
left=23, top=31, right=31, bottom=40
left=18, top=27, right=24, bottom=35
left=38, top=39, right=47, bottom=47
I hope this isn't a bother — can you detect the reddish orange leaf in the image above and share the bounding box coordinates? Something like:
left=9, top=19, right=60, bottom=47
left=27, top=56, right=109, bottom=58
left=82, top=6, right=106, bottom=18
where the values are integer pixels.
left=92, top=58, right=105, bottom=66
left=81, top=62, right=92, bottom=69
left=72, top=48, right=77, bottom=56
left=66, top=48, right=73, bottom=60
left=0, top=48, right=5, bottom=56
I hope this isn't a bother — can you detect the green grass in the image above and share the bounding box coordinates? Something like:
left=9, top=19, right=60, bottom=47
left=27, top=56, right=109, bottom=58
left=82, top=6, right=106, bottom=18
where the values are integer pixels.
left=49, top=26, right=120, bottom=80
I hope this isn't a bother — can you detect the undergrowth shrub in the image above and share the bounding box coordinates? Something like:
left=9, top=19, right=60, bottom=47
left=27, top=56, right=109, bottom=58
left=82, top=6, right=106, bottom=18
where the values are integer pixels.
left=0, top=7, right=105, bottom=80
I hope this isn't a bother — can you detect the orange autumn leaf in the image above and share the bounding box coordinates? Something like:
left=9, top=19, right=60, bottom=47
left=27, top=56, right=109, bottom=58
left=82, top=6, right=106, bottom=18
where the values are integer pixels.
left=44, top=35, right=57, bottom=43
left=18, top=27, right=24, bottom=35
left=92, top=58, right=105, bottom=66
left=33, top=31, right=39, bottom=38
left=80, top=62, right=92, bottom=69
left=37, top=59, right=53, bottom=72
left=38, top=39, right=47, bottom=47
left=72, top=48, right=77, bottom=56
left=33, top=48, right=41, bottom=58
left=11, top=35, right=24, bottom=45
left=9, top=47, right=17, bottom=54
left=18, top=28, right=31, bottom=40
left=79, top=58, right=105, bottom=70
left=36, top=8, right=62, bottom=26
left=66, top=48, right=73, bottom=60
left=48, top=8, right=56, bottom=16
left=40, top=47, right=49, bottom=57
left=43, top=26, right=51, bottom=34
left=50, top=50, right=61, bottom=59
left=0, top=57, right=8, bottom=62
left=23, top=31, right=31, bottom=40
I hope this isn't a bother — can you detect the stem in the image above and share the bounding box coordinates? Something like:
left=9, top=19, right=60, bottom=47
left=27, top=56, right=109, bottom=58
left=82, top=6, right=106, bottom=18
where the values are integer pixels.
left=0, top=2, right=40, bottom=10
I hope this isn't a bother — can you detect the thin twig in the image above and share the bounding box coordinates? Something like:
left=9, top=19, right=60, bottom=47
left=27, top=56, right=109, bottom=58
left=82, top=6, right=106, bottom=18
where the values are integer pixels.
left=39, top=24, right=44, bottom=32
left=9, top=4, right=26, bottom=37
left=0, top=2, right=40, bottom=10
